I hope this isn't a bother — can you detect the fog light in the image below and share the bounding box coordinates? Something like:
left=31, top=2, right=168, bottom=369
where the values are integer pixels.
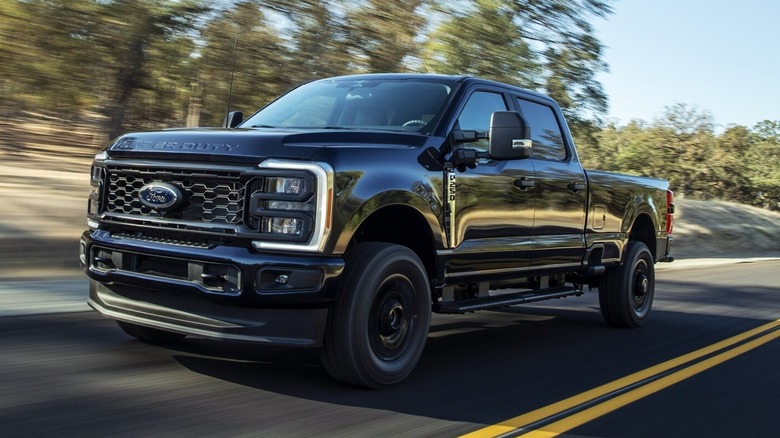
left=256, top=267, right=324, bottom=293
left=261, top=217, right=303, bottom=235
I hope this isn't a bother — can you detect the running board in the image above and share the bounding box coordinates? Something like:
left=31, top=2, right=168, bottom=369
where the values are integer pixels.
left=434, top=286, right=583, bottom=314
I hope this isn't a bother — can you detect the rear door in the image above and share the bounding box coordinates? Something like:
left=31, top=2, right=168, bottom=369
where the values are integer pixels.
left=514, top=96, right=588, bottom=271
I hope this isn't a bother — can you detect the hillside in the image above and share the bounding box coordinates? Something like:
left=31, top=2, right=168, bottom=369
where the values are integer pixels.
left=672, top=198, right=780, bottom=259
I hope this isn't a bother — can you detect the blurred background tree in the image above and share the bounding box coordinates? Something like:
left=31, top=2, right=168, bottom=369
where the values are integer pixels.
left=0, top=0, right=778, bottom=209
left=420, top=0, right=539, bottom=86
left=195, top=1, right=289, bottom=127
left=95, top=0, right=210, bottom=138
left=347, top=0, right=428, bottom=72
left=265, top=0, right=351, bottom=81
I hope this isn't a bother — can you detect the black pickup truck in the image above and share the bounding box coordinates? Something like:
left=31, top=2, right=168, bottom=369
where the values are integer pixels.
left=81, top=73, right=674, bottom=388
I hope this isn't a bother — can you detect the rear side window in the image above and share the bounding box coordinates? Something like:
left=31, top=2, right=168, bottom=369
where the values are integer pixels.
left=517, top=99, right=567, bottom=161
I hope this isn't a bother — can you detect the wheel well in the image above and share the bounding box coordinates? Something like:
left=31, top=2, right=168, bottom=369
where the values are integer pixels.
left=348, top=205, right=435, bottom=279
left=629, top=213, right=656, bottom=256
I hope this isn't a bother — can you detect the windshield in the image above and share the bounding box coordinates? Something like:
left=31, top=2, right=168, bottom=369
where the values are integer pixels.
left=241, top=77, right=456, bottom=133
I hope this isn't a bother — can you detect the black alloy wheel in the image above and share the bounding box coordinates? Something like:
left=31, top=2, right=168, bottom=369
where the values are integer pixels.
left=320, top=242, right=431, bottom=388
left=599, top=241, right=656, bottom=328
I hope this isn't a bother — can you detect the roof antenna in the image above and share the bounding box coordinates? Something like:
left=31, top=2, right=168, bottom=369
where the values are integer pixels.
left=224, top=36, right=242, bottom=128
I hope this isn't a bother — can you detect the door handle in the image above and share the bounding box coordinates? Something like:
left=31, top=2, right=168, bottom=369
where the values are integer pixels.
left=514, top=178, right=535, bottom=190
left=567, top=181, right=586, bottom=193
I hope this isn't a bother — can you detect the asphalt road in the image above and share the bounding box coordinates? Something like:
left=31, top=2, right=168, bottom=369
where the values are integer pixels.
left=1, top=260, right=778, bottom=438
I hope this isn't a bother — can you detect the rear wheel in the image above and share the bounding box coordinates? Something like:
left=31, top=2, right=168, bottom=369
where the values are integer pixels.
left=117, top=321, right=186, bottom=343
left=599, top=241, right=655, bottom=327
left=320, top=243, right=431, bottom=388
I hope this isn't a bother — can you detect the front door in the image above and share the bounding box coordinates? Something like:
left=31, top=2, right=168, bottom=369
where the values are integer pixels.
left=446, top=89, right=537, bottom=281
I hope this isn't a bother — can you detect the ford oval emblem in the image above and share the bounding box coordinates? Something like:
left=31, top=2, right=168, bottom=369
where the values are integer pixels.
left=139, top=182, right=182, bottom=210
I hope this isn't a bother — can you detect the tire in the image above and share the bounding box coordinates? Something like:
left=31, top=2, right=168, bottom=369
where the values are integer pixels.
left=599, top=241, right=655, bottom=328
left=320, top=243, right=432, bottom=388
left=117, top=321, right=186, bottom=343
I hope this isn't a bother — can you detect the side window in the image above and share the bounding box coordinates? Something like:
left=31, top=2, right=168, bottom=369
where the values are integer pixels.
left=517, top=99, right=567, bottom=161
left=457, top=91, right=508, bottom=152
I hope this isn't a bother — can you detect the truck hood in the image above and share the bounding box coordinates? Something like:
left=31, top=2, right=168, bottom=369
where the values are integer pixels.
left=105, top=128, right=426, bottom=164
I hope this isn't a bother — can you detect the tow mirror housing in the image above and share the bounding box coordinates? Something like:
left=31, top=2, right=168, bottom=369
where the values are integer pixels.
left=489, top=111, right=532, bottom=160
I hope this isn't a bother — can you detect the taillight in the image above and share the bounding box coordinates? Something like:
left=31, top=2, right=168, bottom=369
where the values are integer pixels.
left=666, top=190, right=675, bottom=235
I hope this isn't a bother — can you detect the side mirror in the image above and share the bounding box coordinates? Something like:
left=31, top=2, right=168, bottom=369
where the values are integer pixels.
left=224, top=111, right=243, bottom=128
left=489, top=111, right=532, bottom=160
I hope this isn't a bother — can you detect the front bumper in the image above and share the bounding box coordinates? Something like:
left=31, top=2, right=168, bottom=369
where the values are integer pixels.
left=81, top=229, right=344, bottom=347
left=88, top=279, right=328, bottom=346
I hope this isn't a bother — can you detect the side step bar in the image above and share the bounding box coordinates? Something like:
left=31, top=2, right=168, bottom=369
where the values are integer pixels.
left=434, top=286, right=583, bottom=314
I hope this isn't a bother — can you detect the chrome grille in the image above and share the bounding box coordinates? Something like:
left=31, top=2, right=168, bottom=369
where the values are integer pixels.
left=105, top=166, right=246, bottom=225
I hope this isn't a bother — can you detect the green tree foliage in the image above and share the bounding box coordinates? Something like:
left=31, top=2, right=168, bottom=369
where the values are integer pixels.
left=513, top=0, right=612, bottom=118
left=421, top=0, right=539, bottom=85
left=93, top=0, right=210, bottom=138
left=0, top=0, right=208, bottom=137
left=1, top=0, right=611, bottom=131
left=195, top=1, right=289, bottom=127
left=579, top=106, right=780, bottom=210
left=422, top=0, right=611, bottom=122
left=590, top=121, right=651, bottom=174
left=651, top=104, right=717, bottom=197
left=748, top=121, right=780, bottom=210
left=0, top=1, right=102, bottom=114
left=347, top=0, right=428, bottom=73
left=265, top=0, right=351, bottom=81
left=2, top=0, right=778, bottom=210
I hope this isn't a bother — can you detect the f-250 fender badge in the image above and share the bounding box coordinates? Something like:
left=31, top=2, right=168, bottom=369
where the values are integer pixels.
left=139, top=182, right=183, bottom=210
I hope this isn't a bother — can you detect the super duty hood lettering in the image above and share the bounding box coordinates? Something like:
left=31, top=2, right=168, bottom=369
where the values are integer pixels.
left=112, top=138, right=240, bottom=152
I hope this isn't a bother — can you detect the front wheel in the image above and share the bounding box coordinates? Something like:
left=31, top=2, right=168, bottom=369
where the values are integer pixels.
left=599, top=241, right=655, bottom=328
left=320, top=243, right=432, bottom=388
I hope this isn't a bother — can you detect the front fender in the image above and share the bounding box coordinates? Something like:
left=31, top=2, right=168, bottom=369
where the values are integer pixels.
left=331, top=188, right=446, bottom=254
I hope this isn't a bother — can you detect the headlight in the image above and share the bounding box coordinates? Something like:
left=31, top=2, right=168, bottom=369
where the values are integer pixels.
left=265, top=176, right=306, bottom=195
left=251, top=160, right=334, bottom=252
left=91, top=165, right=103, bottom=182
left=261, top=217, right=304, bottom=235
left=264, top=200, right=314, bottom=211
left=88, top=165, right=105, bottom=217
left=247, top=171, right=315, bottom=242
left=88, top=199, right=100, bottom=215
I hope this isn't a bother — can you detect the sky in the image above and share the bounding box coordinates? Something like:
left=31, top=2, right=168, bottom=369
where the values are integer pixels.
left=595, top=0, right=780, bottom=130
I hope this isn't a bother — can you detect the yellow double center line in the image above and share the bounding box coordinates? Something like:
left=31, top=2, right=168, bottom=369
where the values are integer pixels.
left=461, top=319, right=780, bottom=438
